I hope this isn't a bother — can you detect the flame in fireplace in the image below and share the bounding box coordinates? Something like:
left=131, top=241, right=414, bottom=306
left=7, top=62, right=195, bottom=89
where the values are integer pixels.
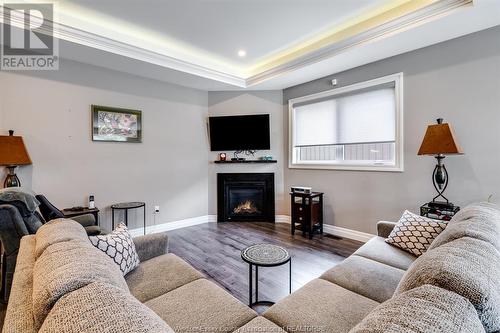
left=233, top=200, right=261, bottom=214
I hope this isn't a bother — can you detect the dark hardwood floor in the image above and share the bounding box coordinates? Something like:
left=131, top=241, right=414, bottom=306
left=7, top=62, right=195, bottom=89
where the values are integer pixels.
left=168, top=222, right=363, bottom=313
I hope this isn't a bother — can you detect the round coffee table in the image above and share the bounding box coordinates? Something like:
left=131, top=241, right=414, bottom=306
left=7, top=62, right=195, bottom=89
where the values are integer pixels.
left=241, top=243, right=291, bottom=307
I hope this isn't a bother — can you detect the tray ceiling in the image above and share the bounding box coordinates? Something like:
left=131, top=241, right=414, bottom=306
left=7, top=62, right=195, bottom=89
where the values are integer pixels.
left=1, top=0, right=500, bottom=90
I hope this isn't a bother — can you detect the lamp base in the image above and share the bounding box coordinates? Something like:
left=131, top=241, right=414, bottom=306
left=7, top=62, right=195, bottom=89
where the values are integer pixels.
left=3, top=166, right=21, bottom=187
left=427, top=200, right=455, bottom=210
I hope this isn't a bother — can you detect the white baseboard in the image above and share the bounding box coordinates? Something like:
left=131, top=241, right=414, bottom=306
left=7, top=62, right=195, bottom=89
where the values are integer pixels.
left=278, top=216, right=374, bottom=243
left=129, top=215, right=215, bottom=237
left=322, top=225, right=374, bottom=243
left=275, top=215, right=291, bottom=223
left=129, top=214, right=374, bottom=243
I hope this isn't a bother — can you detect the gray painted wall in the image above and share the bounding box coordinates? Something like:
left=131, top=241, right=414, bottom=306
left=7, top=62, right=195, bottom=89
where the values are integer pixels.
left=0, top=59, right=209, bottom=231
left=1, top=26, right=498, bottom=236
left=207, top=91, right=286, bottom=215
left=283, top=26, right=500, bottom=234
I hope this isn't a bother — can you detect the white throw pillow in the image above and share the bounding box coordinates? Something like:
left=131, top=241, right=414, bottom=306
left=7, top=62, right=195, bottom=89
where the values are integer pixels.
left=385, top=210, right=447, bottom=257
left=89, top=223, right=140, bottom=275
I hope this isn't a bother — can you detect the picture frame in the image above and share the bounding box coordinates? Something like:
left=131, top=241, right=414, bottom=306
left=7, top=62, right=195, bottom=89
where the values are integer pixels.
left=91, top=105, right=142, bottom=143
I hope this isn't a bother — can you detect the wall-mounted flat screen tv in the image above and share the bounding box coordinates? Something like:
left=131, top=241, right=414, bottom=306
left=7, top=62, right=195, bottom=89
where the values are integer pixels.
left=209, top=114, right=270, bottom=151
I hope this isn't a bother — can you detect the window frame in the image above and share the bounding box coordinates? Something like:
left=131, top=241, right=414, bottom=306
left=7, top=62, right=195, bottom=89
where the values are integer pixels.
left=288, top=73, right=404, bottom=172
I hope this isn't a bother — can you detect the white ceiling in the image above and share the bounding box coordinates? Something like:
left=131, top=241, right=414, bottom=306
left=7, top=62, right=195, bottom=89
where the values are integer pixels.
left=60, top=0, right=386, bottom=67
left=2, top=0, right=500, bottom=90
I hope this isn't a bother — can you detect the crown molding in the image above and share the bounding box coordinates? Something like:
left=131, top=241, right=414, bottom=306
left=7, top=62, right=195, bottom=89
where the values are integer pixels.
left=0, top=6, right=247, bottom=88
left=1, top=0, right=472, bottom=88
left=245, top=0, right=472, bottom=87
left=54, top=23, right=247, bottom=87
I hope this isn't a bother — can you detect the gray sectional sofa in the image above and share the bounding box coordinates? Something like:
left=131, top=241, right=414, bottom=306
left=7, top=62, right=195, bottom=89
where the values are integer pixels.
left=3, top=202, right=499, bottom=332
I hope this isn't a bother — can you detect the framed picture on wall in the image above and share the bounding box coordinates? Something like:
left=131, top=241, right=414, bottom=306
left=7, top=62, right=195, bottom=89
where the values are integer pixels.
left=91, top=105, right=142, bottom=143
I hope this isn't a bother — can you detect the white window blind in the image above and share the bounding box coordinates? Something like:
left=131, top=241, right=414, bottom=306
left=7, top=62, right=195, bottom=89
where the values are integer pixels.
left=294, top=100, right=337, bottom=146
left=294, top=86, right=395, bottom=147
left=337, top=88, right=395, bottom=144
left=289, top=73, right=403, bottom=171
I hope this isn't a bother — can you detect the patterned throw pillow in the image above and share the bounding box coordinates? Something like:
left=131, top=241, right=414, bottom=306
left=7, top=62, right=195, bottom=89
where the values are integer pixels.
left=385, top=210, right=447, bottom=257
left=89, top=223, right=140, bottom=275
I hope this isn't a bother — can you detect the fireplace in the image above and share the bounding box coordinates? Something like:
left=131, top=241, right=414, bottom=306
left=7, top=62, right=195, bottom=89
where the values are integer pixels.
left=217, top=173, right=275, bottom=222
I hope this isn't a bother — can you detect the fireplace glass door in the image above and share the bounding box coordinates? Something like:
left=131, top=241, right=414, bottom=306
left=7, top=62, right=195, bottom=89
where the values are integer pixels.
left=228, top=187, right=264, bottom=218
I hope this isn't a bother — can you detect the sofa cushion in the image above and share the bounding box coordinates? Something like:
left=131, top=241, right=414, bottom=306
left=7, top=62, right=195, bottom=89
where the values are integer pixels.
left=396, top=237, right=500, bottom=332
left=126, top=253, right=204, bottom=302
left=263, top=279, right=379, bottom=333
left=32, top=239, right=129, bottom=329
left=320, top=255, right=405, bottom=303
left=350, top=284, right=485, bottom=333
left=39, top=282, right=174, bottom=333
left=232, top=317, right=286, bottom=333
left=353, top=236, right=416, bottom=270
left=386, top=210, right=447, bottom=256
left=3, top=236, right=37, bottom=333
left=429, top=202, right=500, bottom=251
left=146, top=279, right=257, bottom=333
left=34, top=219, right=89, bottom=258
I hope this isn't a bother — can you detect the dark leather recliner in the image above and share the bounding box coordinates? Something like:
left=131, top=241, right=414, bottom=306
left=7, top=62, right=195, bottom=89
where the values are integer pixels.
left=0, top=189, right=105, bottom=303
left=0, top=188, right=45, bottom=303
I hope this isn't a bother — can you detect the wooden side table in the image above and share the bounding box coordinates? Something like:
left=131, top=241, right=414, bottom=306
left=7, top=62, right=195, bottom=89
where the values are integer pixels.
left=290, top=192, right=324, bottom=239
left=61, top=207, right=100, bottom=225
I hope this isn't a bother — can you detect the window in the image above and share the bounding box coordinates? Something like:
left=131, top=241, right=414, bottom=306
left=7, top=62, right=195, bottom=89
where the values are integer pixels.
left=289, top=73, right=403, bottom=171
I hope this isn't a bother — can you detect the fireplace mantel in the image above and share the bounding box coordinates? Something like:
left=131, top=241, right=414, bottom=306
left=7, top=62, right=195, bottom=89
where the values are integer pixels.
left=217, top=173, right=275, bottom=222
left=214, top=160, right=277, bottom=164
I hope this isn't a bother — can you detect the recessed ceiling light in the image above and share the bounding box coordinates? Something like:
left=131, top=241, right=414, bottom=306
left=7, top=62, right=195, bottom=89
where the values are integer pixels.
left=238, top=50, right=246, bottom=57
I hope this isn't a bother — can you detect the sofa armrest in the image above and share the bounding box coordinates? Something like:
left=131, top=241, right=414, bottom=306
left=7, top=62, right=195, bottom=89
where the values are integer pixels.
left=133, top=232, right=169, bottom=262
left=377, top=221, right=397, bottom=238
left=71, top=213, right=96, bottom=227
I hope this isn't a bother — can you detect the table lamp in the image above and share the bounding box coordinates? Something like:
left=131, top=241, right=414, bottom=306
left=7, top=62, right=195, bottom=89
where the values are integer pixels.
left=0, top=130, right=32, bottom=187
left=418, top=118, right=463, bottom=209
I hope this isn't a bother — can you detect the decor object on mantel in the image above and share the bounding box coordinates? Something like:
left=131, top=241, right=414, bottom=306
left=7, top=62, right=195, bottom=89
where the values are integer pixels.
left=92, top=105, right=142, bottom=143
left=218, top=153, right=227, bottom=161
left=0, top=130, right=32, bottom=187
left=418, top=118, right=463, bottom=211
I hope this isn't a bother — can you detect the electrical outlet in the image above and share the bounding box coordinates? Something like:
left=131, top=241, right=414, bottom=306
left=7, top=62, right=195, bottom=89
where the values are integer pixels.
left=154, top=206, right=160, bottom=213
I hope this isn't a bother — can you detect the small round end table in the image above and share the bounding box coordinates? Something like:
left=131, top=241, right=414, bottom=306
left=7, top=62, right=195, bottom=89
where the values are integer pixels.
left=111, top=202, right=146, bottom=234
left=241, top=243, right=291, bottom=308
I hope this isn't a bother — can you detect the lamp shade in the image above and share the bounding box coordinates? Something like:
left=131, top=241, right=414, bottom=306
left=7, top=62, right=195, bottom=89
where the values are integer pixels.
left=418, top=121, right=463, bottom=155
left=0, top=134, right=32, bottom=166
